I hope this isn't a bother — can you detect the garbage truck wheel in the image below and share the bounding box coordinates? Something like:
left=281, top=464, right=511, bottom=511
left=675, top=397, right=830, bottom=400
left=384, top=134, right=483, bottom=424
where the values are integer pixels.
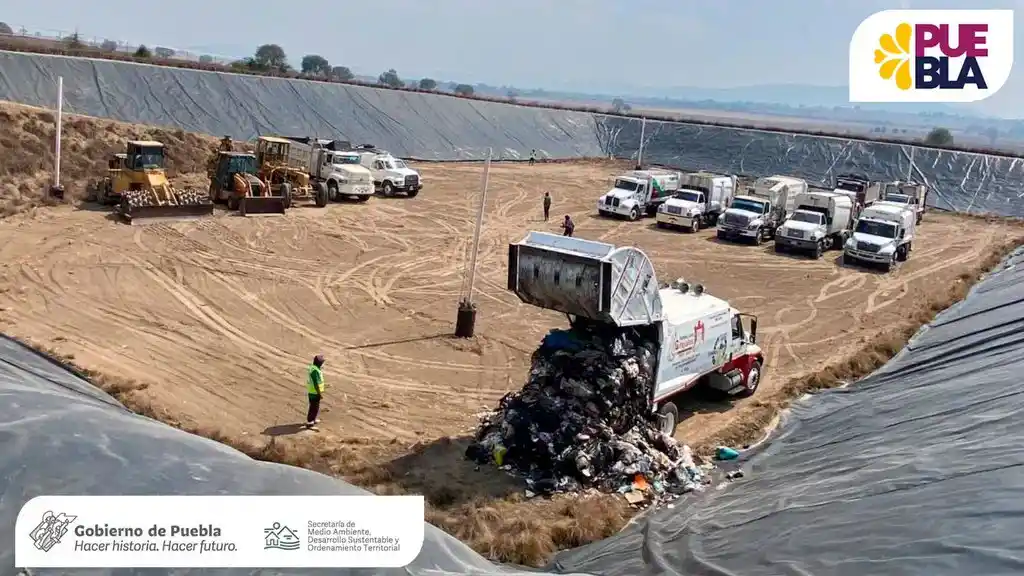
left=737, top=361, right=762, bottom=398
left=315, top=182, right=328, bottom=207
left=657, top=402, right=679, bottom=437
left=629, top=206, right=640, bottom=221
left=690, top=219, right=700, bottom=233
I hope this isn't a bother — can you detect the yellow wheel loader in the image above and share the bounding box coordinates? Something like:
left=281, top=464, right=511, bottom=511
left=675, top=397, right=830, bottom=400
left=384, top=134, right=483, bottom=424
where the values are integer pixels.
left=88, top=140, right=214, bottom=224
left=255, top=136, right=328, bottom=208
left=208, top=152, right=290, bottom=216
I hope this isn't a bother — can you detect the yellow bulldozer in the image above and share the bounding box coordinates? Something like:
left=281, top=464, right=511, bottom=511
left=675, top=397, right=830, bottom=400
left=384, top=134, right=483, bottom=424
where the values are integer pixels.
left=255, top=136, right=328, bottom=208
left=208, top=151, right=290, bottom=216
left=87, top=140, right=214, bottom=224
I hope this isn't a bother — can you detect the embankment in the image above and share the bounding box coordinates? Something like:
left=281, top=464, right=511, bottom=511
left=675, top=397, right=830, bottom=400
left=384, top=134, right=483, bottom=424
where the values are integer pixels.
left=1, top=49, right=1022, bottom=215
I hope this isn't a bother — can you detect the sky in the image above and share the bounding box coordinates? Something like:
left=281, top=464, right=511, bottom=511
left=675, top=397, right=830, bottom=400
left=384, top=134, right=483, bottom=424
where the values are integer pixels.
left=2, top=0, right=1022, bottom=117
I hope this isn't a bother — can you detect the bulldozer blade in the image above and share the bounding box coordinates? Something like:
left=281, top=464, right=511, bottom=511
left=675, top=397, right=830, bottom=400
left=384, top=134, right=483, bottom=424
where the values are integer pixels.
left=239, top=197, right=287, bottom=216
left=124, top=203, right=215, bottom=225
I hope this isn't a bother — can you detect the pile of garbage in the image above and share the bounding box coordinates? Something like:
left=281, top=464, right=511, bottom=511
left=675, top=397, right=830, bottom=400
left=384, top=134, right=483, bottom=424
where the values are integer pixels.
left=466, top=320, right=708, bottom=495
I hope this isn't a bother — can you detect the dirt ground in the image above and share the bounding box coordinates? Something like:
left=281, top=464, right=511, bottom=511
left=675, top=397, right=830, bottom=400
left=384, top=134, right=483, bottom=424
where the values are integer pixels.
left=2, top=100, right=1022, bottom=565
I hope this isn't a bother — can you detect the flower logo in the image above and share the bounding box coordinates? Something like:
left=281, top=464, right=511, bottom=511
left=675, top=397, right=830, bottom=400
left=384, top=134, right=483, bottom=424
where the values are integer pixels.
left=874, top=23, right=913, bottom=90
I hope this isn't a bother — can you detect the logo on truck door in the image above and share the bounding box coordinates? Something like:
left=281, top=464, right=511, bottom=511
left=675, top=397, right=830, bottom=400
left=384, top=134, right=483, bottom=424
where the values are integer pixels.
left=673, top=320, right=706, bottom=361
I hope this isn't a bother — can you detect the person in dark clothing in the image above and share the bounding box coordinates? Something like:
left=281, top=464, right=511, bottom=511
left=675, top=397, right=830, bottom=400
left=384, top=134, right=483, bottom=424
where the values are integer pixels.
left=543, top=192, right=552, bottom=221
left=561, top=215, right=575, bottom=237
left=305, top=354, right=326, bottom=428
left=529, top=150, right=536, bottom=165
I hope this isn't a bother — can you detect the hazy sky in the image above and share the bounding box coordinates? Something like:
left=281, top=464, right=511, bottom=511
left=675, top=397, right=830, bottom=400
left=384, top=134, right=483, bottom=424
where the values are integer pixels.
left=2, top=0, right=1022, bottom=117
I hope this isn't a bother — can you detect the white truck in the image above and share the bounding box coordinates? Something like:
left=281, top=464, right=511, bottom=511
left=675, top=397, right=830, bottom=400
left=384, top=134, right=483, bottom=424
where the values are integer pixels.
left=881, top=181, right=928, bottom=223
left=655, top=172, right=737, bottom=232
left=506, top=231, right=765, bottom=436
left=775, top=191, right=854, bottom=259
left=842, top=203, right=916, bottom=272
left=355, top=145, right=422, bottom=197
left=717, top=175, right=804, bottom=244
left=597, top=169, right=680, bottom=221
left=285, top=137, right=375, bottom=202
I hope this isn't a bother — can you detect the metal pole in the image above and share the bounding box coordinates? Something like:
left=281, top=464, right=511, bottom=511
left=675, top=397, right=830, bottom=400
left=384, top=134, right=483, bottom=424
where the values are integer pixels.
left=465, top=149, right=492, bottom=304
left=54, top=76, right=62, bottom=187
left=636, top=117, right=646, bottom=169
left=907, top=146, right=914, bottom=181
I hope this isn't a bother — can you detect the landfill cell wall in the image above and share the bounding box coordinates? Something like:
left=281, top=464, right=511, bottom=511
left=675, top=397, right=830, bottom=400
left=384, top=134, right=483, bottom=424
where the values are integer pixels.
left=1, top=50, right=1023, bottom=216
left=551, top=248, right=1024, bottom=575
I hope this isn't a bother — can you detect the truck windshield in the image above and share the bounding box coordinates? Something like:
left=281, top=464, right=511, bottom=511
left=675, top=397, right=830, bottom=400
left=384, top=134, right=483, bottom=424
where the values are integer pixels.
left=614, top=179, right=639, bottom=192
left=393, top=159, right=408, bottom=169
left=674, top=191, right=701, bottom=202
left=333, top=155, right=360, bottom=165
left=856, top=220, right=897, bottom=238
left=884, top=193, right=911, bottom=204
left=837, top=179, right=865, bottom=193
left=791, top=211, right=822, bottom=224
left=731, top=198, right=765, bottom=213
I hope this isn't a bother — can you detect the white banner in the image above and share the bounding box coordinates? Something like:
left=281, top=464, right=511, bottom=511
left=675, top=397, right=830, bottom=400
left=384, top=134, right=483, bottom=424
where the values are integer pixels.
left=15, top=495, right=424, bottom=568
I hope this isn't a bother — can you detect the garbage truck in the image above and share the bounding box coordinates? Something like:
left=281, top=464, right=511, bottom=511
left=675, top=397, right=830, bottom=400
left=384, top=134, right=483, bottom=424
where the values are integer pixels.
left=655, top=172, right=737, bottom=232
left=597, top=169, right=681, bottom=220
left=881, top=181, right=928, bottom=223
left=842, top=202, right=917, bottom=272
left=774, top=190, right=854, bottom=258
left=506, top=231, right=765, bottom=436
left=717, top=175, right=803, bottom=244
left=284, top=137, right=375, bottom=202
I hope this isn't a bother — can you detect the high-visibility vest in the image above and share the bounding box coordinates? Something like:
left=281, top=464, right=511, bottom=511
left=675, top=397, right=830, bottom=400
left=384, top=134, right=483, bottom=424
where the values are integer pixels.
left=306, top=364, right=324, bottom=394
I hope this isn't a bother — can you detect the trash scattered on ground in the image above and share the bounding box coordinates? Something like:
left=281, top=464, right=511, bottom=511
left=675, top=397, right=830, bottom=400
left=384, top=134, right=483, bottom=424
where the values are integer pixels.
left=715, top=446, right=740, bottom=461
left=465, top=321, right=714, bottom=498
left=726, top=470, right=745, bottom=480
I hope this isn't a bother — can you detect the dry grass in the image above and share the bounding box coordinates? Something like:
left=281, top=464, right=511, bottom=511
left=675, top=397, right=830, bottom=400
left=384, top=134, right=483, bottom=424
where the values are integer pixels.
left=1, top=36, right=1021, bottom=158
left=10, top=232, right=1021, bottom=567
left=0, top=102, right=219, bottom=217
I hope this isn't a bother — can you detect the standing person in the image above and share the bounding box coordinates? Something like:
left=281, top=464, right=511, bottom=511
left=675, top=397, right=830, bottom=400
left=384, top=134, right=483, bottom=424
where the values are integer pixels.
left=561, top=214, right=575, bottom=237
left=305, top=354, right=326, bottom=429
left=529, top=150, right=536, bottom=165
left=543, top=191, right=552, bottom=221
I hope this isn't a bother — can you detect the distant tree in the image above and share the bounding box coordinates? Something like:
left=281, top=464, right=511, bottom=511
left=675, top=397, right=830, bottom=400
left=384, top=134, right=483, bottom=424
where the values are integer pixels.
left=331, top=66, right=354, bottom=81
left=453, top=83, right=474, bottom=96
left=301, top=54, right=331, bottom=76
left=134, top=45, right=151, bottom=58
left=0, top=22, right=13, bottom=35
left=924, top=127, right=954, bottom=146
left=153, top=46, right=175, bottom=59
left=62, top=32, right=84, bottom=49
left=378, top=68, right=402, bottom=88
left=199, top=54, right=214, bottom=64
left=418, top=78, right=437, bottom=90
left=100, top=39, right=118, bottom=51
left=253, top=44, right=288, bottom=71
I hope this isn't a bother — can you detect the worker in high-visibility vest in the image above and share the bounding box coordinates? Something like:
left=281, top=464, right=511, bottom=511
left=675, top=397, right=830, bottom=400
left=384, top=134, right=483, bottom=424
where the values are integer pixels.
left=305, top=355, right=326, bottom=428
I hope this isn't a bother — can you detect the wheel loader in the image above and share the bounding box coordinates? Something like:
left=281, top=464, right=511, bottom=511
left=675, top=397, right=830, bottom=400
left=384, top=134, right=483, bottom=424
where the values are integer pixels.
left=87, top=140, right=214, bottom=224
left=255, top=136, right=328, bottom=208
left=208, top=151, right=290, bottom=216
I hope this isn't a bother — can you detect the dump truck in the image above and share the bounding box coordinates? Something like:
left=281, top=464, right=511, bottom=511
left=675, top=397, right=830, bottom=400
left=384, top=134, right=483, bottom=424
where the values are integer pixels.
left=285, top=138, right=375, bottom=202
left=775, top=191, right=854, bottom=258
left=506, top=231, right=764, bottom=436
left=597, top=169, right=681, bottom=220
left=255, top=136, right=328, bottom=208
left=717, top=175, right=803, bottom=244
left=834, top=173, right=882, bottom=213
left=655, top=172, right=737, bottom=232
left=87, top=140, right=213, bottom=224
left=208, top=151, right=289, bottom=216
left=881, top=181, right=928, bottom=223
left=843, top=202, right=917, bottom=272
left=355, top=145, right=423, bottom=197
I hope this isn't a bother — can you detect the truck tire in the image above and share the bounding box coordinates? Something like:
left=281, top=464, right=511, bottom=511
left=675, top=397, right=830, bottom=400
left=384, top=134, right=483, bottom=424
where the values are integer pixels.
left=227, top=195, right=239, bottom=211
left=382, top=181, right=395, bottom=196
left=885, top=253, right=896, bottom=272
left=315, top=182, right=328, bottom=207
left=690, top=219, right=700, bottom=233
left=327, top=180, right=338, bottom=202
left=629, top=206, right=640, bottom=221
left=657, top=402, right=679, bottom=437
left=754, top=228, right=763, bottom=245
left=280, top=183, right=292, bottom=210
left=813, top=241, right=823, bottom=259
left=737, top=361, right=762, bottom=398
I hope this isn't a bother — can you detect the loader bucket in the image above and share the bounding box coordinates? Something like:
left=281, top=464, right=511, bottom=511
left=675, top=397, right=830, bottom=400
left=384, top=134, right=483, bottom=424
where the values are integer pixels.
left=507, top=232, right=663, bottom=327
left=239, top=196, right=287, bottom=216
left=122, top=202, right=214, bottom=225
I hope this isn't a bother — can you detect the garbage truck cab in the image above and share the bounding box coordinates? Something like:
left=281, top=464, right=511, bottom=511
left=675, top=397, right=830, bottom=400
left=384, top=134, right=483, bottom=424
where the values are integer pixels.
left=506, top=231, right=764, bottom=436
